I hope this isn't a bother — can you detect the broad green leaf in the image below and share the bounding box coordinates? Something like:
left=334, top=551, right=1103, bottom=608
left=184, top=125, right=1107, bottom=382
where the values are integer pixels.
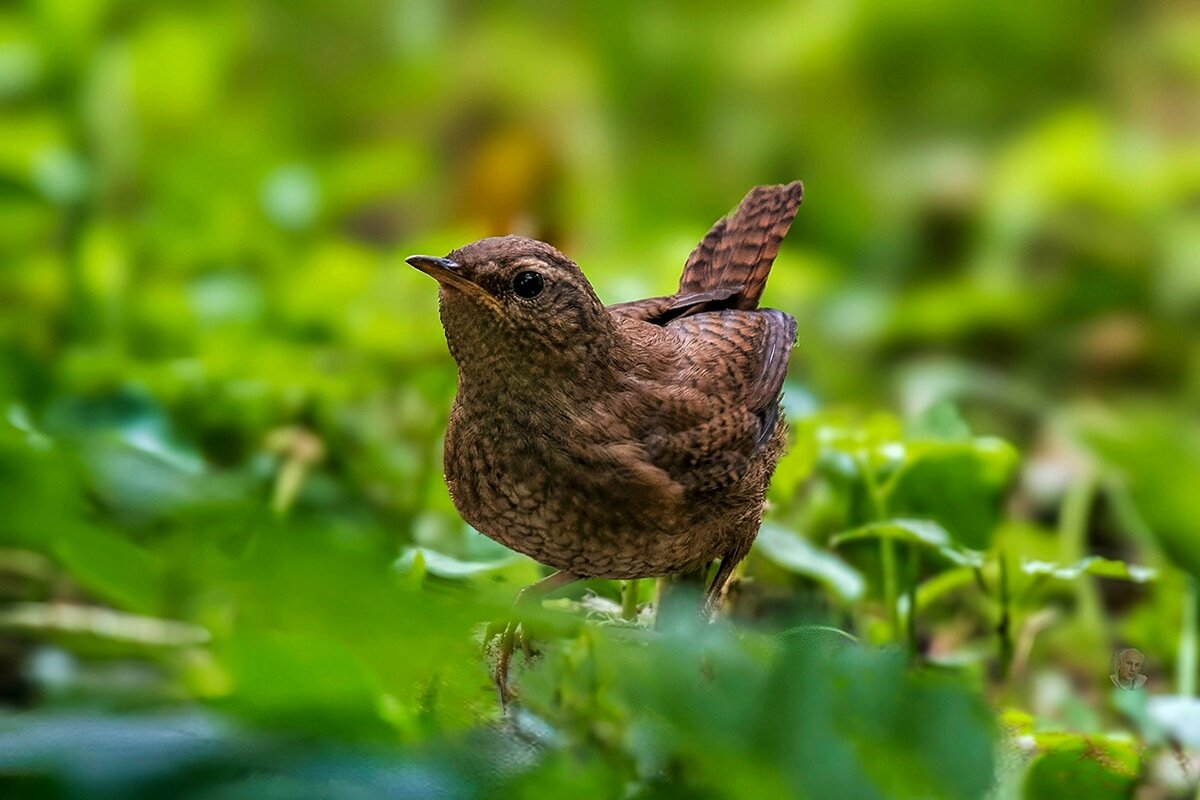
left=882, top=439, right=1019, bottom=551
left=1023, top=733, right=1139, bottom=800
left=831, top=519, right=986, bottom=568
left=51, top=526, right=166, bottom=614
left=224, top=523, right=500, bottom=732
left=774, top=624, right=859, bottom=655
left=219, top=632, right=391, bottom=739
left=541, top=623, right=990, bottom=797
left=1000, top=708, right=1035, bottom=735
left=754, top=522, right=865, bottom=602
left=907, top=399, right=972, bottom=441
left=394, top=546, right=522, bottom=579
left=1020, top=556, right=1156, bottom=583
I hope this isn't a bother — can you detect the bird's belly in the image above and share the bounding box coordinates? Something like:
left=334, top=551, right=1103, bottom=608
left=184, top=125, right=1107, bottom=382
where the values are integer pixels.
left=444, top=431, right=717, bottom=578
left=447, top=475, right=712, bottom=578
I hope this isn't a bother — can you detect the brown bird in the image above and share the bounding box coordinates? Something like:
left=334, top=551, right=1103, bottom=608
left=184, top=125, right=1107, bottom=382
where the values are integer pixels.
left=407, top=181, right=802, bottom=698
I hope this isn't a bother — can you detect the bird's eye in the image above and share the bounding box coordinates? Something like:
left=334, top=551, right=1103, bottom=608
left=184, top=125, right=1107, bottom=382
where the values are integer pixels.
left=512, top=271, right=544, bottom=299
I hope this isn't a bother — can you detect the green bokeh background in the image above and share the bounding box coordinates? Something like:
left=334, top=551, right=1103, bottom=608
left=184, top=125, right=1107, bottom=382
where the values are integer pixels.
left=2, top=1, right=1199, bottom=797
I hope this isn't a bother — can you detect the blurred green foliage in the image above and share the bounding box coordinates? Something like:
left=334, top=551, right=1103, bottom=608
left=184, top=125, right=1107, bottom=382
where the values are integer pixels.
left=2, top=0, right=1199, bottom=797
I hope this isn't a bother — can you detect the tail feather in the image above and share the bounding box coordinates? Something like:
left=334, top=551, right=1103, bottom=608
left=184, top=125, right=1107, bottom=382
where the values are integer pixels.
left=677, top=181, right=804, bottom=311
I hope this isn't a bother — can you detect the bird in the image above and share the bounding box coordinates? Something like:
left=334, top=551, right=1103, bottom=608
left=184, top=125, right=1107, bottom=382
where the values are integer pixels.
left=407, top=181, right=802, bottom=700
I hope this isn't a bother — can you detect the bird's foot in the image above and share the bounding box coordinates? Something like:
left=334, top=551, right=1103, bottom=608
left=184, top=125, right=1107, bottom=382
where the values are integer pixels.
left=486, top=570, right=581, bottom=709
left=492, top=619, right=519, bottom=707
left=489, top=618, right=543, bottom=707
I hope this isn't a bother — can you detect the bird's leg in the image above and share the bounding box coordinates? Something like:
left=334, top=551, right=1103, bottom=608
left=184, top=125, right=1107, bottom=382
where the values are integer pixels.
left=494, top=570, right=580, bottom=706
left=701, top=551, right=742, bottom=619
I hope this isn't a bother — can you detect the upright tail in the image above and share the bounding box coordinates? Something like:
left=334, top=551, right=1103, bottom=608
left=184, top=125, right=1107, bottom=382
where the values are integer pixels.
left=676, top=181, right=804, bottom=311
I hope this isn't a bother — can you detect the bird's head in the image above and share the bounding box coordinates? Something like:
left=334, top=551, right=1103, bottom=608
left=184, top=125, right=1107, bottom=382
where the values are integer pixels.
left=407, top=236, right=612, bottom=377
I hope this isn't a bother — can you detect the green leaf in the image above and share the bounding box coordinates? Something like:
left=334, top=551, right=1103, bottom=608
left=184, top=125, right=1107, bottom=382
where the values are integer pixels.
left=394, top=546, right=522, bottom=579
left=907, top=399, right=972, bottom=441
left=1080, top=408, right=1200, bottom=582
left=224, top=523, right=499, bottom=732
left=831, top=519, right=986, bottom=567
left=882, top=439, right=1019, bottom=551
left=755, top=523, right=865, bottom=602
left=1023, top=733, right=1139, bottom=800
left=605, top=631, right=997, bottom=800
left=220, top=631, right=390, bottom=738
left=916, top=567, right=984, bottom=612
left=773, top=624, right=859, bottom=655
left=52, top=526, right=167, bottom=614
left=1020, top=556, right=1156, bottom=583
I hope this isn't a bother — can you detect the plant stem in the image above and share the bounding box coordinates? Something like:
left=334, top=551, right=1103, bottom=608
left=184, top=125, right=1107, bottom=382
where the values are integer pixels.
left=858, top=453, right=901, bottom=643
left=271, top=460, right=307, bottom=517
left=1060, top=471, right=1104, bottom=635
left=972, top=566, right=990, bottom=596
left=1181, top=575, right=1198, bottom=698
left=906, top=544, right=919, bottom=657
left=622, top=579, right=639, bottom=621
left=881, top=537, right=899, bottom=641
left=997, top=542, right=1012, bottom=682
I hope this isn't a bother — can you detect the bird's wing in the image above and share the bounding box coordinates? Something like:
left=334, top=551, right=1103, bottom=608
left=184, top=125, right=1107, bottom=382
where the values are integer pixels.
left=606, top=295, right=679, bottom=323
left=635, top=308, right=797, bottom=493
left=606, top=288, right=738, bottom=324
left=605, top=182, right=802, bottom=493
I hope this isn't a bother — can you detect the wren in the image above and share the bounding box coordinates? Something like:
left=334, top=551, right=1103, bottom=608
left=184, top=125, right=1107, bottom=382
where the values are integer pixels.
left=408, top=182, right=802, bottom=695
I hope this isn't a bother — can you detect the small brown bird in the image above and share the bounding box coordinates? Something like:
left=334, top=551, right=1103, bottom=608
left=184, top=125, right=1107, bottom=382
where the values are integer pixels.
left=407, top=182, right=802, bottom=696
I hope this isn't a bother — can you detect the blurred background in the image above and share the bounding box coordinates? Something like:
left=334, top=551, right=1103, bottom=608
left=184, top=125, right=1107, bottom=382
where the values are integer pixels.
left=2, top=1, right=1200, bottom=797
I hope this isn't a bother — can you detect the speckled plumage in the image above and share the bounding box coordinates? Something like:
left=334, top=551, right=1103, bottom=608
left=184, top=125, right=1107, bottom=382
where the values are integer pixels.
left=409, top=181, right=802, bottom=608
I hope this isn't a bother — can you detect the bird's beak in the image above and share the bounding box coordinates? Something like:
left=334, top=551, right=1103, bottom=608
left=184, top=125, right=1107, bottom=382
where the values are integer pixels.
left=406, top=254, right=503, bottom=311
left=406, top=255, right=462, bottom=280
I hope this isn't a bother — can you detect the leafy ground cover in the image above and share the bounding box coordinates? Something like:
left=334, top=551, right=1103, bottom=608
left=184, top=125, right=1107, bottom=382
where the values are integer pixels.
left=2, top=1, right=1199, bottom=797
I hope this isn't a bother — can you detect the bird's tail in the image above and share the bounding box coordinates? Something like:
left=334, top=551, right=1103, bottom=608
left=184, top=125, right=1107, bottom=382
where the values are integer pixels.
left=676, top=181, right=804, bottom=311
